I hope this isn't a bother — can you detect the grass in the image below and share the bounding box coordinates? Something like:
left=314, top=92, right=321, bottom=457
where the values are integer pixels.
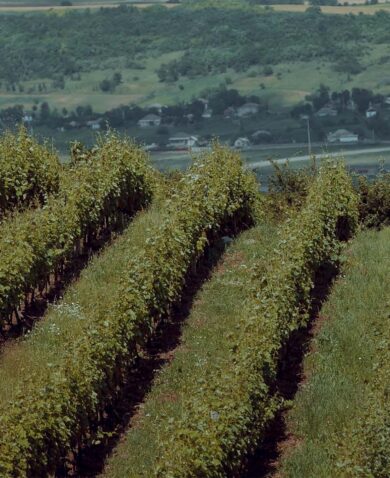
left=2, top=43, right=390, bottom=115
left=102, top=219, right=280, bottom=477
left=278, top=226, right=390, bottom=477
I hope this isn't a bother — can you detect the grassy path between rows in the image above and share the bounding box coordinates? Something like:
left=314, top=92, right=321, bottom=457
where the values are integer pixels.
left=102, top=220, right=279, bottom=477
left=0, top=204, right=162, bottom=405
left=277, top=227, right=390, bottom=478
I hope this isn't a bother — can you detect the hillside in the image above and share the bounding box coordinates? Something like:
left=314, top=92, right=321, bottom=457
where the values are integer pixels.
left=0, top=4, right=390, bottom=115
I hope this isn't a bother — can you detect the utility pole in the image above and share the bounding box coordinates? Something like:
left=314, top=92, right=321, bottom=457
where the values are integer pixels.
left=305, top=116, right=312, bottom=156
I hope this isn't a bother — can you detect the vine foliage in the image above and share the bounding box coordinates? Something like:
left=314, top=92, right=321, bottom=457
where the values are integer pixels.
left=0, top=145, right=258, bottom=477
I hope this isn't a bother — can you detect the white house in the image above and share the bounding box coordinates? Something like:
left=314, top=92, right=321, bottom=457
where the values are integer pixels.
left=327, top=129, right=358, bottom=144
left=22, top=113, right=33, bottom=124
left=138, top=114, right=162, bottom=128
left=234, top=137, right=251, bottom=149
left=168, top=133, right=198, bottom=150
left=202, top=104, right=213, bottom=119
left=315, top=106, right=338, bottom=117
left=86, top=119, right=102, bottom=130
left=366, top=106, right=377, bottom=118
left=236, top=103, right=260, bottom=118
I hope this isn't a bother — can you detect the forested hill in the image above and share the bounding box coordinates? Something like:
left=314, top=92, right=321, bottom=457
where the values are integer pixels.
left=1, top=5, right=390, bottom=83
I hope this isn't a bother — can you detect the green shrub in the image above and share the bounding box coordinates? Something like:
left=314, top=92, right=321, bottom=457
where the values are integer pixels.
left=357, top=173, right=390, bottom=228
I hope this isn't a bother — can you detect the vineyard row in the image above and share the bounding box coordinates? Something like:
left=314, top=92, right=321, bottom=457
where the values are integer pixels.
left=148, top=163, right=359, bottom=477
left=0, top=146, right=258, bottom=477
left=0, top=133, right=154, bottom=329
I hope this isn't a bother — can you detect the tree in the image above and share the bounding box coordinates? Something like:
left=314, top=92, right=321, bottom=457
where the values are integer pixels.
left=187, top=100, right=204, bottom=120
left=209, top=88, right=245, bottom=114
left=0, top=105, right=23, bottom=126
left=99, top=79, right=112, bottom=93
left=76, top=105, right=93, bottom=118
left=352, top=88, right=373, bottom=113
left=112, top=72, right=122, bottom=86
left=291, top=103, right=313, bottom=118
left=40, top=102, right=50, bottom=123
left=311, top=84, right=330, bottom=111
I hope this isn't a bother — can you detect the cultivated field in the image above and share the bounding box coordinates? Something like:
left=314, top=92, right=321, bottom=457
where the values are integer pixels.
left=0, top=0, right=173, bottom=11
left=0, top=126, right=388, bottom=477
left=271, top=2, right=390, bottom=14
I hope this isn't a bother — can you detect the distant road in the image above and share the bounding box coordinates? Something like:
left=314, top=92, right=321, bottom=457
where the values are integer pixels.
left=249, top=146, right=390, bottom=169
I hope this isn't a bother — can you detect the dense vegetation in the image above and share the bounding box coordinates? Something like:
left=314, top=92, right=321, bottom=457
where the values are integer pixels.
left=0, top=133, right=387, bottom=476
left=0, top=146, right=257, bottom=477
left=279, top=226, right=390, bottom=477
left=0, top=128, right=60, bottom=215
left=0, top=6, right=389, bottom=85
left=0, top=1, right=388, bottom=474
left=0, top=133, right=153, bottom=328
left=149, top=163, right=358, bottom=477
left=103, top=217, right=281, bottom=477
left=102, top=162, right=358, bottom=477
left=358, top=171, right=390, bottom=228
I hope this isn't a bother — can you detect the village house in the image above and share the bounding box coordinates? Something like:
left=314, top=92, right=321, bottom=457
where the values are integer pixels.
left=197, top=98, right=213, bottom=119
left=202, top=108, right=213, bottom=119
left=366, top=106, right=377, bottom=118
left=315, top=105, right=338, bottom=118
left=168, top=132, right=198, bottom=150
left=234, top=137, right=251, bottom=149
left=138, top=113, right=162, bottom=128
left=327, top=129, right=358, bottom=144
left=22, top=113, right=33, bottom=124
left=236, top=103, right=260, bottom=118
left=202, top=104, right=213, bottom=119
left=86, top=119, right=102, bottom=130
